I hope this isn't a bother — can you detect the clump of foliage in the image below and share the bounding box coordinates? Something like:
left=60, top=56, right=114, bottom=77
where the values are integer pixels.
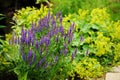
left=12, top=4, right=51, bottom=34
left=69, top=57, right=103, bottom=80
left=63, top=8, right=120, bottom=79
left=9, top=11, right=76, bottom=80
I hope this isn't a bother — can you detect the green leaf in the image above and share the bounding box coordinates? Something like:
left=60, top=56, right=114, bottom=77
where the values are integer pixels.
left=0, top=17, right=5, bottom=20
left=0, top=25, right=6, bottom=28
left=14, top=68, right=28, bottom=80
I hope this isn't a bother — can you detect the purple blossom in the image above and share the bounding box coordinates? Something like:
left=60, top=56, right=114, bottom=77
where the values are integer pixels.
left=71, top=48, right=77, bottom=61
left=59, top=25, right=64, bottom=35
left=40, top=36, right=44, bottom=45
left=21, top=27, right=27, bottom=43
left=71, top=53, right=75, bottom=61
left=64, top=48, right=68, bottom=56
left=28, top=50, right=33, bottom=60
left=36, top=41, right=39, bottom=50
left=45, top=37, right=50, bottom=46
left=33, top=54, right=36, bottom=62
left=86, top=49, right=89, bottom=56
left=60, top=15, right=62, bottom=24
left=80, top=35, right=84, bottom=42
left=52, top=17, right=56, bottom=28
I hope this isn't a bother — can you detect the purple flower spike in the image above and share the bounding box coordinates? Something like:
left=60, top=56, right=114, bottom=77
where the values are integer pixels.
left=59, top=25, right=64, bottom=35
left=71, top=52, right=75, bottom=61
left=80, top=35, right=84, bottom=42
left=21, top=28, right=27, bottom=43
left=36, top=41, right=39, bottom=50
left=45, top=37, right=50, bottom=46
left=52, top=17, right=56, bottom=28
left=40, top=37, right=44, bottom=45
left=64, top=48, right=68, bottom=56
left=86, top=49, right=89, bottom=56
left=60, top=15, right=62, bottom=24
left=33, top=54, right=36, bottom=62
left=28, top=50, right=33, bottom=60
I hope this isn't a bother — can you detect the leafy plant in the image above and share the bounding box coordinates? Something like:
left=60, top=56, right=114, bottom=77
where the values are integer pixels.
left=69, top=57, right=103, bottom=80
left=62, top=8, right=120, bottom=79
left=12, top=4, right=51, bottom=34
left=10, top=11, right=76, bottom=80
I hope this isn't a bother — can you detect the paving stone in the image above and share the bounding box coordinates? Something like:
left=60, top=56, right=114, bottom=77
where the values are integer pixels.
left=106, top=73, right=120, bottom=80
left=111, top=66, right=120, bottom=72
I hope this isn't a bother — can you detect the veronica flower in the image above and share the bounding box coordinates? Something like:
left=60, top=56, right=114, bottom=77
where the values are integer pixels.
left=71, top=48, right=78, bottom=61
left=52, top=17, right=56, bottom=28
left=59, top=25, right=64, bottom=35
left=36, top=41, right=39, bottom=50
left=40, top=36, right=44, bottom=45
left=28, top=50, right=33, bottom=60
left=60, top=15, right=62, bottom=24
left=86, top=49, right=89, bottom=56
left=80, top=35, right=84, bottom=42
left=45, top=36, right=50, bottom=46
left=33, top=53, right=36, bottom=63
left=21, top=27, right=27, bottom=43
left=71, top=53, right=75, bottom=61
left=28, top=50, right=33, bottom=65
left=64, top=48, right=68, bottom=56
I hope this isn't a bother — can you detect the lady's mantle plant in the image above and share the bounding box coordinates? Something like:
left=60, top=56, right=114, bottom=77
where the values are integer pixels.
left=10, top=12, right=76, bottom=80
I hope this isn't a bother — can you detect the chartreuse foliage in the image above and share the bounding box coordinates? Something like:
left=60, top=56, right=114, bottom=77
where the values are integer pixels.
left=12, top=4, right=51, bottom=34
left=63, top=8, right=120, bottom=79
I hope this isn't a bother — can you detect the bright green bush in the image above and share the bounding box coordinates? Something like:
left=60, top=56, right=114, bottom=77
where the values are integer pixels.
left=69, top=57, right=103, bottom=80
left=63, top=8, right=120, bottom=79
left=12, top=4, right=51, bottom=34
